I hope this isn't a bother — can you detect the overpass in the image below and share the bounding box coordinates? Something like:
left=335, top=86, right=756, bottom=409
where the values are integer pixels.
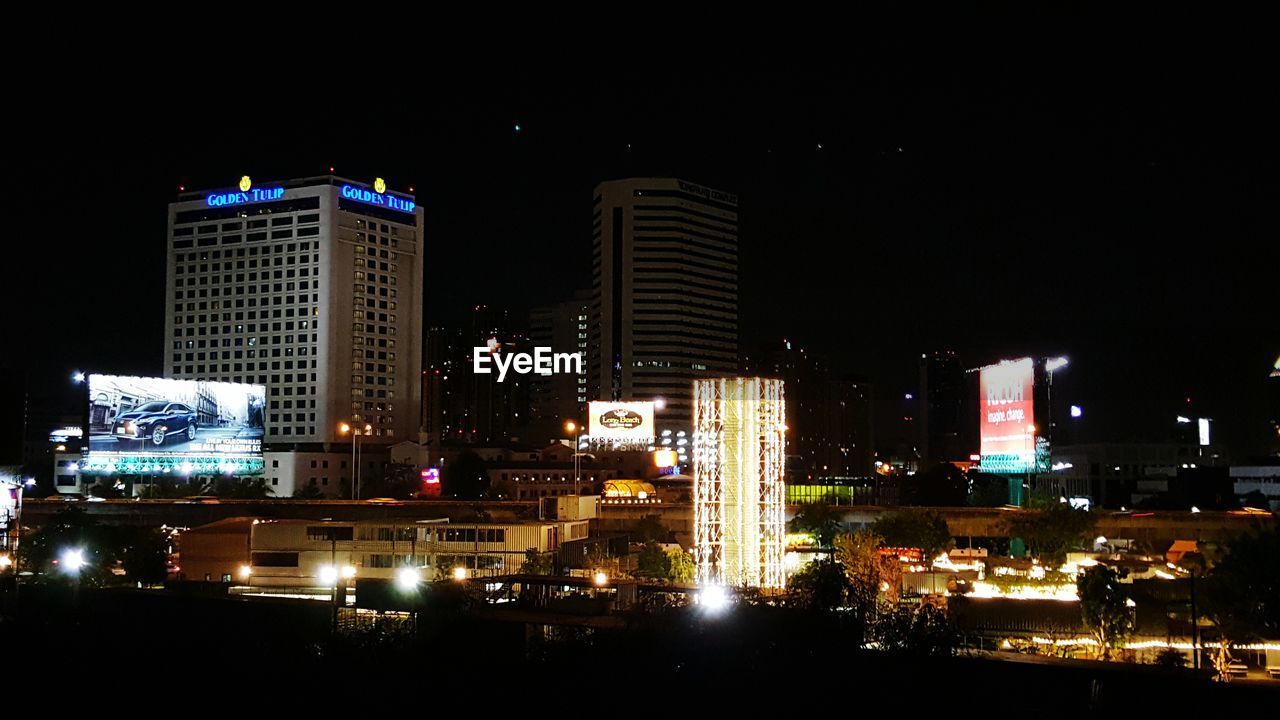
left=19, top=498, right=540, bottom=528
left=596, top=503, right=1275, bottom=547
left=19, top=499, right=1273, bottom=548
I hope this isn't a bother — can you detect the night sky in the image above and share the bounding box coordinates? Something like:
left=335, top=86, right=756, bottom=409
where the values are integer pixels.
left=4, top=36, right=1277, bottom=461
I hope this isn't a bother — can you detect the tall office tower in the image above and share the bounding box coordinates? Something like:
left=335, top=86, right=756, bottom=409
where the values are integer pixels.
left=742, top=340, right=875, bottom=481
left=529, top=290, right=591, bottom=431
left=164, top=175, right=424, bottom=452
left=423, top=325, right=465, bottom=443
left=918, top=350, right=965, bottom=466
left=693, top=377, right=786, bottom=590
left=821, top=378, right=875, bottom=480
left=466, top=305, right=532, bottom=444
left=590, top=178, right=738, bottom=433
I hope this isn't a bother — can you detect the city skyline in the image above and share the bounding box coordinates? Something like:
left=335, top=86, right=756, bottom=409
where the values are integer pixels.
left=3, top=27, right=1280, bottom=706
left=4, top=53, right=1278, bottom=459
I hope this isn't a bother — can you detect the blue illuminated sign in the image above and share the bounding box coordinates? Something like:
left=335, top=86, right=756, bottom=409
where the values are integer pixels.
left=340, top=184, right=416, bottom=213
left=206, top=187, right=285, bottom=207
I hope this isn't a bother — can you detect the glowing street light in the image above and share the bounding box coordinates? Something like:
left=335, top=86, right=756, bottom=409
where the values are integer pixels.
left=318, top=565, right=339, bottom=585
left=593, top=571, right=608, bottom=587
left=697, top=585, right=730, bottom=614
left=1045, top=357, right=1070, bottom=473
left=61, top=548, right=86, bottom=574
left=238, top=564, right=252, bottom=581
left=566, top=420, right=582, bottom=494
left=339, top=422, right=373, bottom=500
left=396, top=567, right=420, bottom=590
left=341, top=565, right=357, bottom=580
left=452, top=566, right=468, bottom=582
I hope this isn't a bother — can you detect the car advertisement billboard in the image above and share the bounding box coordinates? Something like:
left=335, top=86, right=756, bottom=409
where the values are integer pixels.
left=979, top=358, right=1036, bottom=472
left=84, top=375, right=265, bottom=475
left=589, top=401, right=656, bottom=443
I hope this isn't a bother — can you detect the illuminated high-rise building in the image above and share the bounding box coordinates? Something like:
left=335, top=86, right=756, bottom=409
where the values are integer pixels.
left=530, top=290, right=591, bottom=430
left=163, top=175, right=424, bottom=457
left=693, top=377, right=786, bottom=590
left=918, top=350, right=965, bottom=466
left=590, top=178, right=738, bottom=433
left=742, top=340, right=875, bottom=481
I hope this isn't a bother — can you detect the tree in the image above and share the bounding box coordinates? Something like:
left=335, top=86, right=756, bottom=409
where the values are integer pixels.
left=292, top=484, right=325, bottom=499
left=833, top=530, right=900, bottom=635
left=1200, top=526, right=1280, bottom=675
left=871, top=508, right=954, bottom=562
left=136, top=477, right=203, bottom=499
left=634, top=514, right=670, bottom=543
left=788, top=503, right=844, bottom=547
left=1077, top=564, right=1134, bottom=660
left=1153, top=647, right=1189, bottom=669
left=966, top=471, right=1009, bottom=507
left=442, top=452, right=489, bottom=499
left=120, top=527, right=170, bottom=584
left=19, top=507, right=168, bottom=585
left=18, top=506, right=105, bottom=578
left=667, top=549, right=695, bottom=583
left=872, top=603, right=957, bottom=656
left=789, top=559, right=851, bottom=611
left=362, top=462, right=420, bottom=499
left=212, top=477, right=273, bottom=499
left=520, top=548, right=554, bottom=575
left=1001, top=502, right=1095, bottom=565
left=635, top=540, right=671, bottom=579
left=1240, top=489, right=1270, bottom=508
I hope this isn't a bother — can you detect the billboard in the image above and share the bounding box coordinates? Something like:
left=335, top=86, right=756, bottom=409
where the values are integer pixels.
left=979, top=358, right=1036, bottom=473
left=84, top=375, right=265, bottom=475
left=419, top=467, right=441, bottom=497
left=588, top=401, right=655, bottom=444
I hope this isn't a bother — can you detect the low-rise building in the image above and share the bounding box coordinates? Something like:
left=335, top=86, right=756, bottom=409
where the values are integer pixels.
left=1231, top=464, right=1280, bottom=509
left=178, top=513, right=592, bottom=586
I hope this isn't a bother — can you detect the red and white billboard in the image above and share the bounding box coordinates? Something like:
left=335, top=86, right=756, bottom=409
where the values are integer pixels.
left=979, top=358, right=1036, bottom=468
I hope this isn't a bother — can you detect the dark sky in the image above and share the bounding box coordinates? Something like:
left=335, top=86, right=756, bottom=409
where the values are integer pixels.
left=3, top=33, right=1277, bottom=461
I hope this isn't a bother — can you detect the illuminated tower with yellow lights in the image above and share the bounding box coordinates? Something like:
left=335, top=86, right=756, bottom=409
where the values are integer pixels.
left=693, top=377, right=786, bottom=590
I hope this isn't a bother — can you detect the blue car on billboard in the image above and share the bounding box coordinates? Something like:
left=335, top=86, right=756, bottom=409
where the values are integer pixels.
left=111, top=401, right=198, bottom=447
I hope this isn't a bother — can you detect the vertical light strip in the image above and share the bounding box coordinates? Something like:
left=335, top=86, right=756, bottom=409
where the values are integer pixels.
left=694, top=377, right=787, bottom=590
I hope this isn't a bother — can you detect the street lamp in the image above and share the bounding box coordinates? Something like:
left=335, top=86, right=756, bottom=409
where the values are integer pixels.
left=1045, top=357, right=1069, bottom=473
left=565, top=420, right=581, bottom=495
left=397, top=567, right=420, bottom=590
left=60, top=548, right=86, bottom=574
left=452, top=566, right=468, bottom=582
left=318, top=564, right=339, bottom=586
left=339, top=422, right=374, bottom=500
left=698, top=585, right=729, bottom=614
